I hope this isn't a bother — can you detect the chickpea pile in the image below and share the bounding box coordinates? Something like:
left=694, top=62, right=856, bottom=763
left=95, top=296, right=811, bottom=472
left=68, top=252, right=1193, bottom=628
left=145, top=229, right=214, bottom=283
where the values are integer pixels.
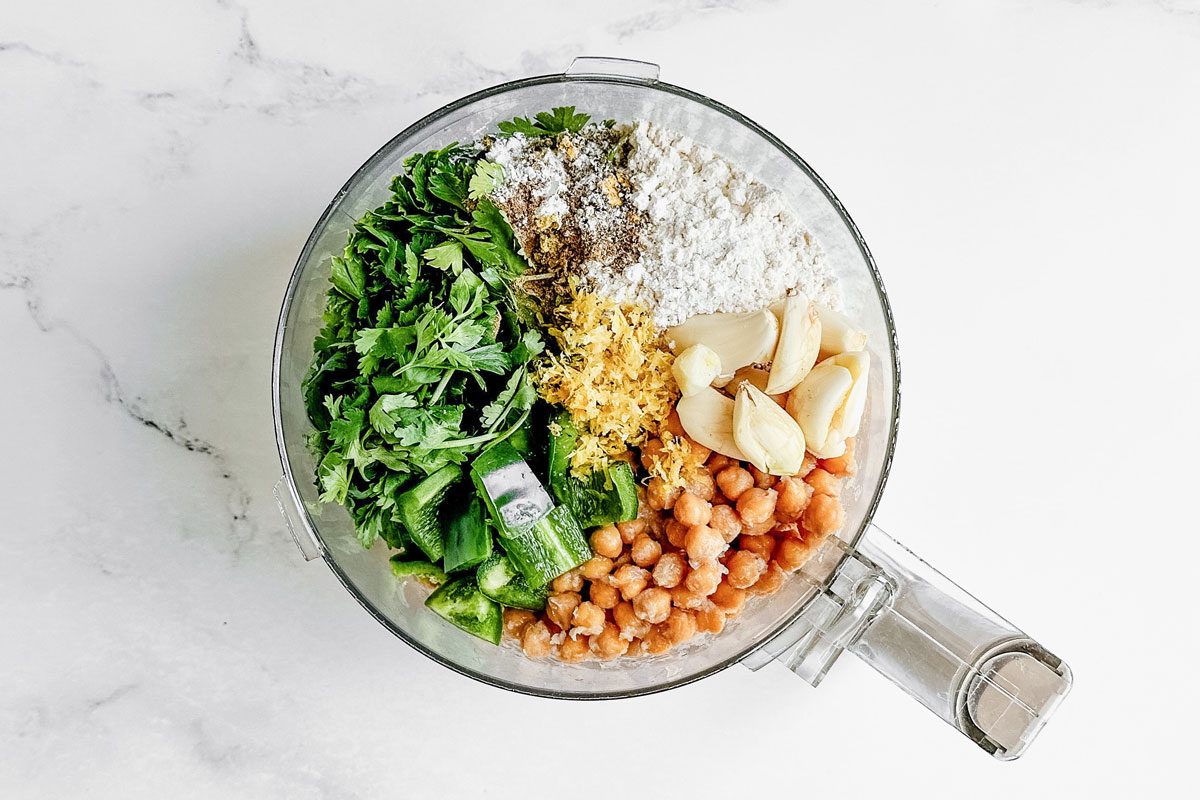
left=504, top=427, right=857, bottom=661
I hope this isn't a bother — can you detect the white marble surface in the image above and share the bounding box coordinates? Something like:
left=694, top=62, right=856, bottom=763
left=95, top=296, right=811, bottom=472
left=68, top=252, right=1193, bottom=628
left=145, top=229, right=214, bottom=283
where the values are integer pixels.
left=3, top=0, right=1199, bottom=796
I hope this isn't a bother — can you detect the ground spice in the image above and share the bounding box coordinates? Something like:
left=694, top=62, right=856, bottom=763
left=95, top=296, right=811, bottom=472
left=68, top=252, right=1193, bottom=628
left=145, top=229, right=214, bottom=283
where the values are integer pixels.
left=486, top=126, right=644, bottom=311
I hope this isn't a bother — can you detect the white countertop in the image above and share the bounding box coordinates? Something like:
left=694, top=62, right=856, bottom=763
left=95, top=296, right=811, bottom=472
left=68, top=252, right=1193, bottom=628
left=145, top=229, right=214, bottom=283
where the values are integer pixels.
left=3, top=1, right=1198, bottom=796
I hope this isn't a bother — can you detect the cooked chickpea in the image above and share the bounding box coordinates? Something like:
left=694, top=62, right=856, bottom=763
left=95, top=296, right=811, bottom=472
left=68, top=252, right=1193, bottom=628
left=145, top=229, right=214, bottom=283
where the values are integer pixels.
left=613, top=551, right=633, bottom=568
left=674, top=491, right=713, bottom=527
left=683, top=467, right=716, bottom=501
left=631, top=533, right=663, bottom=567
left=588, top=580, right=621, bottom=609
left=738, top=534, right=775, bottom=563
left=685, top=560, right=723, bottom=596
left=579, top=556, right=614, bottom=581
left=747, top=562, right=785, bottom=596
left=552, top=569, right=584, bottom=593
left=709, top=504, right=743, bottom=542
left=652, top=551, right=686, bottom=588
left=804, top=467, right=842, bottom=498
left=617, top=517, right=648, bottom=544
left=695, top=605, right=726, bottom=634
left=612, top=564, right=650, bottom=600
left=741, top=514, right=778, bottom=536
left=546, top=591, right=582, bottom=630
left=590, top=524, right=623, bottom=558
left=774, top=535, right=809, bottom=572
left=716, top=466, right=754, bottom=501
left=632, top=586, right=672, bottom=624
left=614, top=600, right=652, bottom=640
left=503, top=608, right=536, bottom=639
left=662, top=408, right=687, bottom=438
left=736, top=487, right=777, bottom=525
left=803, top=492, right=844, bottom=536
left=590, top=622, right=630, bottom=659
left=710, top=581, right=747, bottom=615
left=570, top=601, right=606, bottom=637
left=640, top=437, right=665, bottom=471
left=775, top=476, right=811, bottom=522
left=726, top=549, right=767, bottom=590
left=611, top=449, right=636, bottom=466
left=798, top=453, right=818, bottom=477
left=670, top=585, right=708, bottom=610
left=521, top=620, right=552, bottom=658
left=682, top=439, right=712, bottom=467
left=646, top=476, right=682, bottom=511
left=643, top=627, right=673, bottom=655
left=820, top=439, right=856, bottom=476
left=557, top=635, right=590, bottom=662
left=665, top=518, right=689, bottom=549
left=748, top=464, right=777, bottom=489
left=571, top=604, right=595, bottom=629
left=684, top=524, right=726, bottom=563
left=663, top=608, right=698, bottom=644
left=706, top=452, right=732, bottom=473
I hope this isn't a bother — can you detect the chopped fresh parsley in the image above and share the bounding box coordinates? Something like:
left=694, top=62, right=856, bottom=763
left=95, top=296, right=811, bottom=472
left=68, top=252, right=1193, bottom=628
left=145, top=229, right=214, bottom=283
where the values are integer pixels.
left=304, top=144, right=542, bottom=549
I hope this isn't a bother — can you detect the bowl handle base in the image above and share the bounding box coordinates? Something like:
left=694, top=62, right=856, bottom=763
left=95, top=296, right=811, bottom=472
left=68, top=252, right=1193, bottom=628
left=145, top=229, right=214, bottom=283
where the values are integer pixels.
left=274, top=475, right=324, bottom=562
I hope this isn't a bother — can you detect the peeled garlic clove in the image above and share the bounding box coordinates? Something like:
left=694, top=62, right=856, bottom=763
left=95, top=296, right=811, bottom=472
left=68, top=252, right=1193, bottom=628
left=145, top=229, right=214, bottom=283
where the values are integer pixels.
left=724, top=366, right=788, bottom=408
left=826, top=350, right=870, bottom=438
left=727, top=365, right=770, bottom=394
left=676, top=386, right=748, bottom=460
left=667, top=309, right=779, bottom=375
left=787, top=362, right=854, bottom=458
left=766, top=292, right=822, bottom=394
left=672, top=344, right=722, bottom=398
left=732, top=384, right=807, bottom=475
left=815, top=305, right=868, bottom=358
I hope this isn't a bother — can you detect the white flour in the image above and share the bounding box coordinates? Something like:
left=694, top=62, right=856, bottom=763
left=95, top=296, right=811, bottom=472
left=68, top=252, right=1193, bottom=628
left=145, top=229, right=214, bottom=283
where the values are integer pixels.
left=585, top=120, right=841, bottom=328
left=488, top=134, right=570, bottom=219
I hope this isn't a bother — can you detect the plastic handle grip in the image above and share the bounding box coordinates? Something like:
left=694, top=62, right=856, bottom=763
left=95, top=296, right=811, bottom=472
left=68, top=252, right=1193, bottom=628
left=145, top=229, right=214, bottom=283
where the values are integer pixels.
left=564, top=56, right=660, bottom=82
left=760, top=525, right=1072, bottom=760
left=274, top=476, right=324, bottom=562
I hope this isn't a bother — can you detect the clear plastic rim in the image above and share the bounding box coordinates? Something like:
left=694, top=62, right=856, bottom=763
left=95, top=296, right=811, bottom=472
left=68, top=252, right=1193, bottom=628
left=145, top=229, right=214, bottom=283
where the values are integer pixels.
left=271, top=71, right=902, bottom=699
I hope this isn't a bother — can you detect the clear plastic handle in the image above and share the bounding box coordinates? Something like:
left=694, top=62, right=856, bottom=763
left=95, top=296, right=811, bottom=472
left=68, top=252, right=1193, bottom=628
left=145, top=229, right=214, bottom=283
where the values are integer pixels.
left=274, top=475, right=324, bottom=561
left=752, top=525, right=1072, bottom=760
left=564, top=56, right=660, bottom=82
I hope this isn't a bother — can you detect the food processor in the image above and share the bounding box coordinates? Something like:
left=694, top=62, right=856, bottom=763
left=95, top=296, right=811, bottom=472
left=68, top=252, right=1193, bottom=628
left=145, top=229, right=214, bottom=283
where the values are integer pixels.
left=271, top=57, right=1072, bottom=760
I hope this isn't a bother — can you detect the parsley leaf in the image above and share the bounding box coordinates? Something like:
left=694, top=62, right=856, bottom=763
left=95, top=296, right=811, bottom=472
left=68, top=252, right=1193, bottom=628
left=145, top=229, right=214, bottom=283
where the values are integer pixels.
left=329, top=255, right=366, bottom=300
left=498, top=106, right=591, bottom=136
left=471, top=199, right=527, bottom=277
left=422, top=240, right=463, bottom=272
left=468, top=161, right=505, bottom=200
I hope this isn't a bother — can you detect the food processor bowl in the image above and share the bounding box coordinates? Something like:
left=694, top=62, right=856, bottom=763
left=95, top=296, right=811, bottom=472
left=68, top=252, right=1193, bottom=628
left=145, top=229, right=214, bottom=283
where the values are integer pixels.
left=272, top=58, right=1070, bottom=759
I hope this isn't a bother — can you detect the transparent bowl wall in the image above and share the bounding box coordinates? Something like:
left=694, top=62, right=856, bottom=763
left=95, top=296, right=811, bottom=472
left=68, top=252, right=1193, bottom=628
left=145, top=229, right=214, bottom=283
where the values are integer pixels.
left=274, top=75, right=898, bottom=697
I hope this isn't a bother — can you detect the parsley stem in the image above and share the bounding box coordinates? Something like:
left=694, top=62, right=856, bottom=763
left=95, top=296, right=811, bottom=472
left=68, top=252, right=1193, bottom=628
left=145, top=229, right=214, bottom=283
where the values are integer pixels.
left=428, top=369, right=455, bottom=404
left=425, top=406, right=531, bottom=451
left=483, top=368, right=526, bottom=434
